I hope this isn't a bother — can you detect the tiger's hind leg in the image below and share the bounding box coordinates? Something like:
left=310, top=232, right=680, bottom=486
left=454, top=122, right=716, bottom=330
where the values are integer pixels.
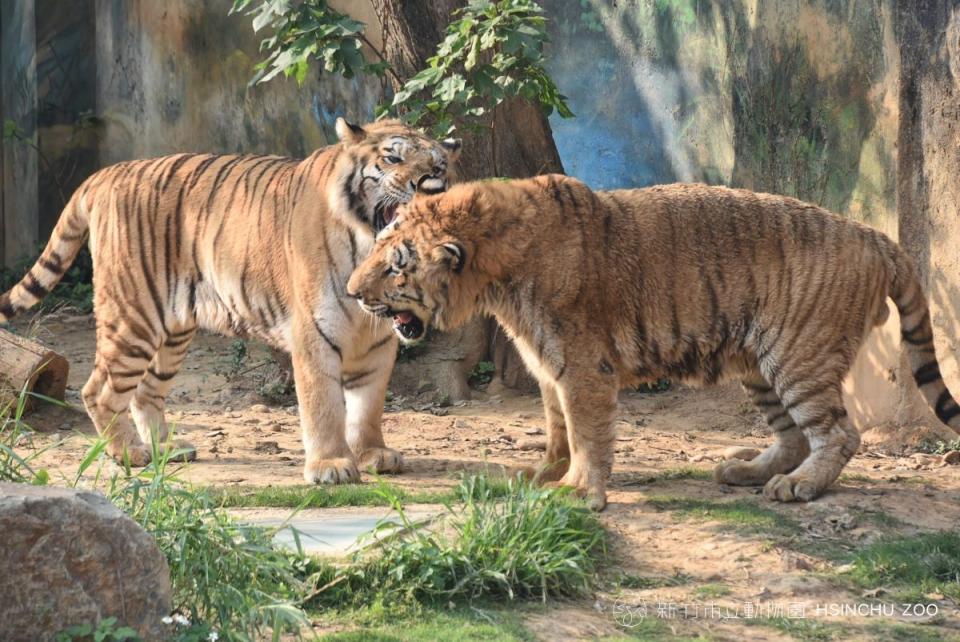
left=532, top=379, right=570, bottom=483
left=761, top=372, right=860, bottom=502
left=130, top=325, right=196, bottom=451
left=82, top=322, right=159, bottom=467
left=714, top=372, right=810, bottom=486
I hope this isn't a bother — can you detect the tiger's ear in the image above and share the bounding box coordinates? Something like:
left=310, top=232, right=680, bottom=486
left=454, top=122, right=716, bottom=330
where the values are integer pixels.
left=335, top=118, right=367, bottom=144
left=432, top=241, right=465, bottom=274
left=441, top=138, right=462, bottom=162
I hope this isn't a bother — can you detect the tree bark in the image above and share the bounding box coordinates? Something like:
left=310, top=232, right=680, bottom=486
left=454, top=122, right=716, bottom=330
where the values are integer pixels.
left=369, top=0, right=564, bottom=399
left=891, top=0, right=960, bottom=438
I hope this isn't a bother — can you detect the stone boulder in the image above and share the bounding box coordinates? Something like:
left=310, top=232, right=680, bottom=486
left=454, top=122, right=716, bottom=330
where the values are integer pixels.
left=0, top=483, right=172, bottom=641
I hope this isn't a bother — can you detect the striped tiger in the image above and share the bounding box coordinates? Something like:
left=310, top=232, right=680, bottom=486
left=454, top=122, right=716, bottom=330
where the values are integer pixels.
left=0, top=118, right=460, bottom=484
left=347, top=175, right=960, bottom=509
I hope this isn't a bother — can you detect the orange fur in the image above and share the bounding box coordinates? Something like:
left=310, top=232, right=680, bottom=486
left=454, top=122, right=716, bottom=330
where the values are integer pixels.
left=0, top=119, right=460, bottom=483
left=348, top=175, right=960, bottom=509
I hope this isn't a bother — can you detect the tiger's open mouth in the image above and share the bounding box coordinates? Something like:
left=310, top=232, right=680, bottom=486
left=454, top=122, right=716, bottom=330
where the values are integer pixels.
left=374, top=202, right=400, bottom=233
left=392, top=310, right=426, bottom=342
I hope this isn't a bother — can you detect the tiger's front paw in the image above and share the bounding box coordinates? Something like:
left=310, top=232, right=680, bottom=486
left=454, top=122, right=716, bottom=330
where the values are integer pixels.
left=356, top=447, right=404, bottom=474
left=763, top=473, right=822, bottom=502
left=108, top=442, right=152, bottom=467
left=545, top=470, right=607, bottom=511
left=304, top=457, right=360, bottom=484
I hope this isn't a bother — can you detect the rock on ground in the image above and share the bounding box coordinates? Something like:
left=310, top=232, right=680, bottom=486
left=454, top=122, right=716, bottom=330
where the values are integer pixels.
left=0, top=483, right=172, bottom=642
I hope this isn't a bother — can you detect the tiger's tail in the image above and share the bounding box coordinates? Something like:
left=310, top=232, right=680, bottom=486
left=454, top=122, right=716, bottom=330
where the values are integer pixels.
left=891, top=246, right=960, bottom=431
left=0, top=192, right=90, bottom=323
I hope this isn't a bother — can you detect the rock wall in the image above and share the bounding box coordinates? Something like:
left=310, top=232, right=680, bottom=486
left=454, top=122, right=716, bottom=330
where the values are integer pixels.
left=93, top=0, right=382, bottom=165
left=541, top=0, right=958, bottom=437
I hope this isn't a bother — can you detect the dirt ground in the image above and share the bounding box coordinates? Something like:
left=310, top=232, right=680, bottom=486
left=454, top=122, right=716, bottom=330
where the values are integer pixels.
left=15, top=311, right=960, bottom=641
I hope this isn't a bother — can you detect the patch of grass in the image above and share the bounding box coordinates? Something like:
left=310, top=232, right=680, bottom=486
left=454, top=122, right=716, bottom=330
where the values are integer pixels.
left=691, top=583, right=730, bottom=599
left=853, top=508, right=906, bottom=530
left=215, top=339, right=250, bottom=380
left=211, top=483, right=451, bottom=509
left=468, top=360, right=496, bottom=387
left=916, top=438, right=960, bottom=455
left=320, top=606, right=534, bottom=642
left=610, top=570, right=694, bottom=590
left=624, top=467, right=712, bottom=486
left=305, top=474, right=606, bottom=608
left=746, top=617, right=848, bottom=641
left=89, top=441, right=310, bottom=641
left=212, top=475, right=517, bottom=509
left=864, top=621, right=960, bottom=642
left=603, top=618, right=707, bottom=641
left=55, top=616, right=140, bottom=642
left=0, top=387, right=53, bottom=484
left=647, top=496, right=802, bottom=538
left=844, top=531, right=960, bottom=601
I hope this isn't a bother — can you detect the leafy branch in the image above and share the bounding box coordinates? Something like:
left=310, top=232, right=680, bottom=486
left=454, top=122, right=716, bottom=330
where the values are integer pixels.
left=381, top=0, right=573, bottom=136
left=234, top=0, right=573, bottom=137
left=231, top=0, right=390, bottom=85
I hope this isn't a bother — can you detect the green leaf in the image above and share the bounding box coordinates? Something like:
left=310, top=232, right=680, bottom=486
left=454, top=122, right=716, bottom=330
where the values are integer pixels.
left=436, top=74, right=467, bottom=102
left=465, top=35, right=481, bottom=70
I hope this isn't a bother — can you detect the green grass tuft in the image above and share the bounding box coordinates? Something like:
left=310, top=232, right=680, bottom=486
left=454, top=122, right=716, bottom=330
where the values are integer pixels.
left=305, top=474, right=606, bottom=608
left=97, top=442, right=309, bottom=641
left=610, top=570, right=693, bottom=590
left=745, top=617, right=848, bottom=641
left=863, top=621, right=960, bottom=642
left=319, top=607, right=534, bottom=642
left=210, top=483, right=451, bottom=509
left=624, top=467, right=712, bottom=486
left=647, top=496, right=802, bottom=537
left=211, top=475, right=517, bottom=509
left=691, top=583, right=730, bottom=599
left=0, top=387, right=54, bottom=484
left=845, top=531, right=960, bottom=600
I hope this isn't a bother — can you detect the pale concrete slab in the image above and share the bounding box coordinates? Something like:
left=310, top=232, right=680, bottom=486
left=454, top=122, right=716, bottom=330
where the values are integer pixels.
left=229, top=505, right=442, bottom=556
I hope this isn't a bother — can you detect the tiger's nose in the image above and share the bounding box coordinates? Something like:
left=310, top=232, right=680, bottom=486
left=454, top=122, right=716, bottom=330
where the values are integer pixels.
left=417, top=175, right=445, bottom=194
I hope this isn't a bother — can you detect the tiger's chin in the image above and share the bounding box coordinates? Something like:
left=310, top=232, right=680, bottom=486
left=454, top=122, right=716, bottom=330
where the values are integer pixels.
left=392, top=310, right=428, bottom=343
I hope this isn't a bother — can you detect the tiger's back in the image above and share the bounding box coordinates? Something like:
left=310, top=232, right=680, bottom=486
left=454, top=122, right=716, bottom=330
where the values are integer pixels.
left=594, top=184, right=898, bottom=389
left=80, top=152, right=302, bottom=347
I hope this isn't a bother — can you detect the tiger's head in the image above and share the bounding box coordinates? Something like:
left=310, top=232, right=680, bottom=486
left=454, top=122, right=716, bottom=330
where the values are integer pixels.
left=329, top=118, right=461, bottom=235
left=347, top=187, right=486, bottom=344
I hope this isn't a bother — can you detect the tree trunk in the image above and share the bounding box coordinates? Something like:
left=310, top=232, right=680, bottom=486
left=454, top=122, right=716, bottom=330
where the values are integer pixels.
left=891, top=0, right=960, bottom=440
left=0, top=328, right=69, bottom=410
left=369, top=0, right=564, bottom=399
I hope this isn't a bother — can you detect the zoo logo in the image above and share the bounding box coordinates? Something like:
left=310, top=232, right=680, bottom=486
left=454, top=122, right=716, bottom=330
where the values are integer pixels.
left=612, top=598, right=648, bottom=627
